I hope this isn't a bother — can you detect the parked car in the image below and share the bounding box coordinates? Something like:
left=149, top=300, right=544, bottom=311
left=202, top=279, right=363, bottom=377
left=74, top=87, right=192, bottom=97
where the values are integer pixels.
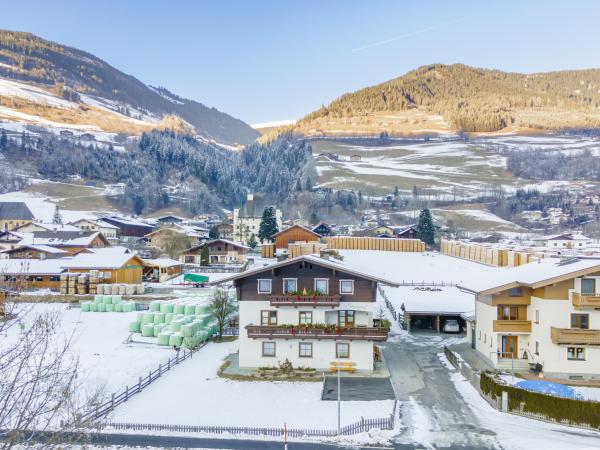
left=442, top=319, right=460, bottom=333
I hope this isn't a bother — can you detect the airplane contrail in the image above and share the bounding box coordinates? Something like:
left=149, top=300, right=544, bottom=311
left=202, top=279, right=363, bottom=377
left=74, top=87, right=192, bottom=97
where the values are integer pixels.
left=351, top=17, right=467, bottom=52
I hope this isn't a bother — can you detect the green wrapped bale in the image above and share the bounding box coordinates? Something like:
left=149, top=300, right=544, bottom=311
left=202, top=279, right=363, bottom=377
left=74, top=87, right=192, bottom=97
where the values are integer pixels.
left=170, top=320, right=183, bottom=332
left=114, top=303, right=123, bottom=312
left=169, top=333, right=183, bottom=347
left=181, top=324, right=194, bottom=337
left=160, top=302, right=174, bottom=314
left=105, top=303, right=114, bottom=312
left=103, top=295, right=113, bottom=304
left=182, top=335, right=200, bottom=349
left=174, top=304, right=186, bottom=315
left=129, top=321, right=141, bottom=333
left=154, top=323, right=166, bottom=334
left=94, top=295, right=103, bottom=304
left=194, top=305, right=209, bottom=315
left=122, top=302, right=134, bottom=313
left=141, top=312, right=154, bottom=324
left=112, top=295, right=122, bottom=304
left=89, top=302, right=98, bottom=312
left=165, top=313, right=173, bottom=324
left=184, top=304, right=196, bottom=315
left=97, top=303, right=106, bottom=312
left=149, top=301, right=161, bottom=312
left=153, top=312, right=165, bottom=324
left=81, top=302, right=91, bottom=312
left=157, top=332, right=171, bottom=345
left=141, top=323, right=155, bottom=337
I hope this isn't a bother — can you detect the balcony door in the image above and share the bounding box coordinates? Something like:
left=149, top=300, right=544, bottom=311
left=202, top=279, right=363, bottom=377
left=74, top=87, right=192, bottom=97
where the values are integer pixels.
left=501, top=335, right=518, bottom=359
left=581, top=278, right=596, bottom=295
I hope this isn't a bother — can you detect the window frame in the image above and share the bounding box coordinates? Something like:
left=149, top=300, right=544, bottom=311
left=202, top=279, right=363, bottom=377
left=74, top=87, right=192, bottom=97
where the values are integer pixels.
left=338, top=310, right=355, bottom=328
left=314, top=278, right=329, bottom=294
left=257, top=278, right=272, bottom=294
left=262, top=341, right=276, bottom=357
left=260, top=310, right=278, bottom=326
left=339, top=279, right=355, bottom=295
left=508, top=287, right=523, bottom=297
left=581, top=278, right=596, bottom=295
left=336, top=342, right=350, bottom=359
left=282, top=278, right=298, bottom=294
left=298, top=311, right=313, bottom=326
left=570, top=313, right=589, bottom=330
left=567, top=346, right=585, bottom=361
left=299, top=342, right=313, bottom=358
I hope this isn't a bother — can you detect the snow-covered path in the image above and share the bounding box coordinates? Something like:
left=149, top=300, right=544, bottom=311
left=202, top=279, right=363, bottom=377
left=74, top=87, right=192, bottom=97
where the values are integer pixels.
left=383, top=331, right=600, bottom=449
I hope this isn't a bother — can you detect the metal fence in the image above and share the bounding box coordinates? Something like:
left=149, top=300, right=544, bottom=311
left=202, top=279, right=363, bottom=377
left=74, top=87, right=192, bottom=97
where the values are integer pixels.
left=106, top=414, right=394, bottom=438
left=77, top=348, right=198, bottom=424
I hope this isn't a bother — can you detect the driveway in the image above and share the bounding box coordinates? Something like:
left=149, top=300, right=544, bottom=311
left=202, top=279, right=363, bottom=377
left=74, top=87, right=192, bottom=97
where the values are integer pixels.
left=382, top=331, right=499, bottom=449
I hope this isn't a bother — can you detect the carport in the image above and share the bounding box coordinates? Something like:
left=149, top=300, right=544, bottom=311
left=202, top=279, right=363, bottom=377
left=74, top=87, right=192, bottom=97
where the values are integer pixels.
left=397, top=286, right=474, bottom=334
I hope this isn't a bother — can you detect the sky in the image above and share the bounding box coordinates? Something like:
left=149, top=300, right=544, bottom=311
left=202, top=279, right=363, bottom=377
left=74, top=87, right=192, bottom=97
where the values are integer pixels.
left=2, top=0, right=600, bottom=124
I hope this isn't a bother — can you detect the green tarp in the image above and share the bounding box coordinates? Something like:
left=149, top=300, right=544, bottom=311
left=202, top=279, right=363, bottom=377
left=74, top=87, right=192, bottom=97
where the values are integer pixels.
left=183, top=273, right=209, bottom=283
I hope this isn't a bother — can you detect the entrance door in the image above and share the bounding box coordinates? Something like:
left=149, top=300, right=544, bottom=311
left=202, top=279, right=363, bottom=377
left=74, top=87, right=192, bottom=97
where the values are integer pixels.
left=501, top=335, right=518, bottom=358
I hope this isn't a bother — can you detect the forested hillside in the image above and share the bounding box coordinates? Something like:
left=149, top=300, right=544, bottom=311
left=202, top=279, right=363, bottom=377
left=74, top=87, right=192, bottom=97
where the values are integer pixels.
left=0, top=130, right=311, bottom=215
left=0, top=30, right=259, bottom=145
left=298, top=64, right=600, bottom=133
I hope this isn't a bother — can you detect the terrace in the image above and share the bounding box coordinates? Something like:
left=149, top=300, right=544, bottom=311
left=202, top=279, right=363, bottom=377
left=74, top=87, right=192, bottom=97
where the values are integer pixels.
left=268, top=294, right=341, bottom=308
left=246, top=324, right=389, bottom=341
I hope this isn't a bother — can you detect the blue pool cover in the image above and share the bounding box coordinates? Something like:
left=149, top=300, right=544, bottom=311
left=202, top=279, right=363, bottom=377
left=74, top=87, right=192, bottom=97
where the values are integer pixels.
left=515, top=380, right=582, bottom=400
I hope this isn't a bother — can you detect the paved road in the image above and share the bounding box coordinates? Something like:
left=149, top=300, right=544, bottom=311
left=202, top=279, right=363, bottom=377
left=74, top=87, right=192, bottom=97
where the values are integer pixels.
left=382, top=332, right=499, bottom=449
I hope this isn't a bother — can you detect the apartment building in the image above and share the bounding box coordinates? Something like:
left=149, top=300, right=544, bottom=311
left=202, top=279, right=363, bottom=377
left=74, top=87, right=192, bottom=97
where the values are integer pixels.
left=460, top=258, right=600, bottom=380
left=215, top=255, right=396, bottom=372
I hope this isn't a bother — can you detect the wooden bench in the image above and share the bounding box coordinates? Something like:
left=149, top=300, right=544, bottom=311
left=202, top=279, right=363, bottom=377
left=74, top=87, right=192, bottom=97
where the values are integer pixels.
left=330, top=361, right=356, bottom=373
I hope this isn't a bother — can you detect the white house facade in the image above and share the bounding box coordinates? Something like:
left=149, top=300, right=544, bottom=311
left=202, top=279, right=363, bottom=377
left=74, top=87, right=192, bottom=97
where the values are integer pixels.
left=217, top=255, right=395, bottom=372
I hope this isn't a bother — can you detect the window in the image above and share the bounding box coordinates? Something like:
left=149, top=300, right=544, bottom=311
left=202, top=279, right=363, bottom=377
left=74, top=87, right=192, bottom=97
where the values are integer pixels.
left=299, top=311, right=313, bottom=325
left=49, top=276, right=60, bottom=282
left=339, top=280, right=354, bottom=295
left=338, top=310, right=355, bottom=327
left=581, top=278, right=596, bottom=295
left=570, top=314, right=589, bottom=330
left=567, top=347, right=585, bottom=361
left=535, top=341, right=540, bottom=355
left=535, top=309, right=539, bottom=324
left=336, top=343, right=350, bottom=358
left=508, top=287, right=523, bottom=297
left=258, top=279, right=272, bottom=294
left=484, top=333, right=487, bottom=344
left=261, top=310, right=278, bottom=326
left=499, top=306, right=519, bottom=321
left=283, top=278, right=297, bottom=294
left=299, top=342, right=313, bottom=358
left=262, top=342, right=276, bottom=357
left=314, top=278, right=329, bottom=294
left=478, top=331, right=481, bottom=340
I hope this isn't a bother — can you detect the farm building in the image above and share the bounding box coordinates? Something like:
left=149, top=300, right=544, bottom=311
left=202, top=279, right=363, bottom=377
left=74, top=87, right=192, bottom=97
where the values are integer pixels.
left=68, top=218, right=120, bottom=241
left=18, top=231, right=110, bottom=255
left=62, top=253, right=144, bottom=284
left=0, top=259, right=65, bottom=289
left=312, top=222, right=333, bottom=237
left=273, top=224, right=321, bottom=251
left=393, top=225, right=418, bottom=239
left=0, top=202, right=34, bottom=231
left=155, top=215, right=185, bottom=225
left=0, top=230, right=26, bottom=251
left=142, top=258, right=184, bottom=282
left=180, top=239, right=249, bottom=265
left=101, top=216, right=155, bottom=238
left=13, top=222, right=80, bottom=233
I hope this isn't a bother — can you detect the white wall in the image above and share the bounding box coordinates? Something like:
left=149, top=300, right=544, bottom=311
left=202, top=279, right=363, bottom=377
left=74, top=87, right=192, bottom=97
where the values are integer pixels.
left=475, top=297, right=497, bottom=363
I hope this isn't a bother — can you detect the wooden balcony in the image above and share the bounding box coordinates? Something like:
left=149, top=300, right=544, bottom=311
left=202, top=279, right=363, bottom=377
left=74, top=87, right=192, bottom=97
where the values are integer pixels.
left=571, top=292, right=600, bottom=309
left=268, top=294, right=341, bottom=308
left=246, top=325, right=389, bottom=341
left=550, top=327, right=600, bottom=345
left=493, top=320, right=532, bottom=333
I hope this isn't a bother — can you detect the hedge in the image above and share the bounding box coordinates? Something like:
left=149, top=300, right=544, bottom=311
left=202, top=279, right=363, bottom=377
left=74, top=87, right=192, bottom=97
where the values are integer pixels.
left=480, top=372, right=600, bottom=429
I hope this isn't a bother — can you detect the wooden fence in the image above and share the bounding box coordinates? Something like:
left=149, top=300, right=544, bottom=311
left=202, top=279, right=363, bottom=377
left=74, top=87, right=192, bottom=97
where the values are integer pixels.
left=106, top=414, right=394, bottom=438
left=325, top=236, right=425, bottom=252
left=440, top=238, right=549, bottom=267
left=77, top=348, right=197, bottom=424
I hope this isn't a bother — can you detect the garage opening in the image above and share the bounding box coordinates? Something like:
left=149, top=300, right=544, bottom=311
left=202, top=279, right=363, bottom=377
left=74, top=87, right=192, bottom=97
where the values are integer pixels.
left=405, top=313, right=466, bottom=333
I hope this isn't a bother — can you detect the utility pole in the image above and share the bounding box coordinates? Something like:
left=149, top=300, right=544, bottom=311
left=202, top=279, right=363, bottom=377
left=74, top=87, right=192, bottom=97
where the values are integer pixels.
left=337, top=347, right=341, bottom=435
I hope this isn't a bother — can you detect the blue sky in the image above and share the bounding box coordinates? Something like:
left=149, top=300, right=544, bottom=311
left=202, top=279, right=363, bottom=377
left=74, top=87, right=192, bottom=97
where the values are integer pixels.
left=2, top=0, right=599, bottom=123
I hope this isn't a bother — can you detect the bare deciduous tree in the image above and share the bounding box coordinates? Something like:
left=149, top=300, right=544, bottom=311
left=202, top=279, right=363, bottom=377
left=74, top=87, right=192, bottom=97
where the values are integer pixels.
left=208, top=288, right=236, bottom=340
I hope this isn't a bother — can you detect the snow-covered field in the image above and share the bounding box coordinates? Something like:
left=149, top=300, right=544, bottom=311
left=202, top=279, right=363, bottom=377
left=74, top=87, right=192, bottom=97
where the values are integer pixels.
left=112, top=339, right=394, bottom=429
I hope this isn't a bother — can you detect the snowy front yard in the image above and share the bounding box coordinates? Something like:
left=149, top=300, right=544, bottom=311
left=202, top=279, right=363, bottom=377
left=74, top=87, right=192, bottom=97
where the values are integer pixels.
left=112, top=340, right=395, bottom=429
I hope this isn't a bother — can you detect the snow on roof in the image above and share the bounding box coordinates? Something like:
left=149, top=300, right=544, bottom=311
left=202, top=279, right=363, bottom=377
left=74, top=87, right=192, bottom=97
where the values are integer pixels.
left=20, top=231, right=104, bottom=247
left=534, top=232, right=591, bottom=241
left=384, top=286, right=474, bottom=315
left=0, top=258, right=65, bottom=275
left=211, top=254, right=399, bottom=286
left=62, top=253, right=140, bottom=269
left=1, top=244, right=68, bottom=254
left=206, top=238, right=250, bottom=250
left=142, top=258, right=183, bottom=268
left=272, top=224, right=321, bottom=238
left=24, top=222, right=81, bottom=232
left=87, top=246, right=131, bottom=255
left=459, top=257, right=600, bottom=295
left=102, top=215, right=153, bottom=227
left=69, top=218, right=120, bottom=229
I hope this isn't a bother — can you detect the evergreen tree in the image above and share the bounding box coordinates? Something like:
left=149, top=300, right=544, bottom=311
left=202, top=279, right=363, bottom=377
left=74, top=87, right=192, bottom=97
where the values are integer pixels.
left=309, top=211, right=319, bottom=226
left=52, top=205, right=63, bottom=225
left=209, top=225, right=220, bottom=239
left=295, top=178, right=302, bottom=192
left=247, top=233, right=258, bottom=249
left=304, top=177, right=312, bottom=192
left=0, top=130, right=7, bottom=150
left=416, top=208, right=435, bottom=245
left=200, top=244, right=210, bottom=265
left=258, top=206, right=279, bottom=243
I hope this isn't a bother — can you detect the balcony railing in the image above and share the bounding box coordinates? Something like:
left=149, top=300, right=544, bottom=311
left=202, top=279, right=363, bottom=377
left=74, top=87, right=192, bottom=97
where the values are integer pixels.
left=268, top=294, right=341, bottom=308
left=550, top=327, right=600, bottom=345
left=571, top=292, right=600, bottom=309
left=246, top=325, right=389, bottom=341
left=493, top=320, right=532, bottom=333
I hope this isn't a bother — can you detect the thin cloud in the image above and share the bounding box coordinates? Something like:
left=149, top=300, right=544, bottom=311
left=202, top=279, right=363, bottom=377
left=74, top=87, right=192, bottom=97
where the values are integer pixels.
left=352, top=17, right=467, bottom=52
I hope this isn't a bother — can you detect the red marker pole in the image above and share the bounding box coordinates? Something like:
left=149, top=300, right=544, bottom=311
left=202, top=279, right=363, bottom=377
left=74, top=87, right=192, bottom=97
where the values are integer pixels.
left=284, top=422, right=288, bottom=450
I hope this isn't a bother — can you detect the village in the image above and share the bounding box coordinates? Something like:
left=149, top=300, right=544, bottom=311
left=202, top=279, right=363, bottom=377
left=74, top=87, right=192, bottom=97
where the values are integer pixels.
left=1, top=191, right=600, bottom=449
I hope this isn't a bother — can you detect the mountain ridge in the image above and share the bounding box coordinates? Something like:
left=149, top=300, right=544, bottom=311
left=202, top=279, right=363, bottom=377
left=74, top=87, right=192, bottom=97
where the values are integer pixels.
left=0, top=30, right=259, bottom=146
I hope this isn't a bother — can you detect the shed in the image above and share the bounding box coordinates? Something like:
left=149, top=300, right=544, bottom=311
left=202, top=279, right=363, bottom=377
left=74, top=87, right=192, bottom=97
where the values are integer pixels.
left=273, top=224, right=321, bottom=250
left=62, top=253, right=144, bottom=284
left=142, top=258, right=184, bottom=283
